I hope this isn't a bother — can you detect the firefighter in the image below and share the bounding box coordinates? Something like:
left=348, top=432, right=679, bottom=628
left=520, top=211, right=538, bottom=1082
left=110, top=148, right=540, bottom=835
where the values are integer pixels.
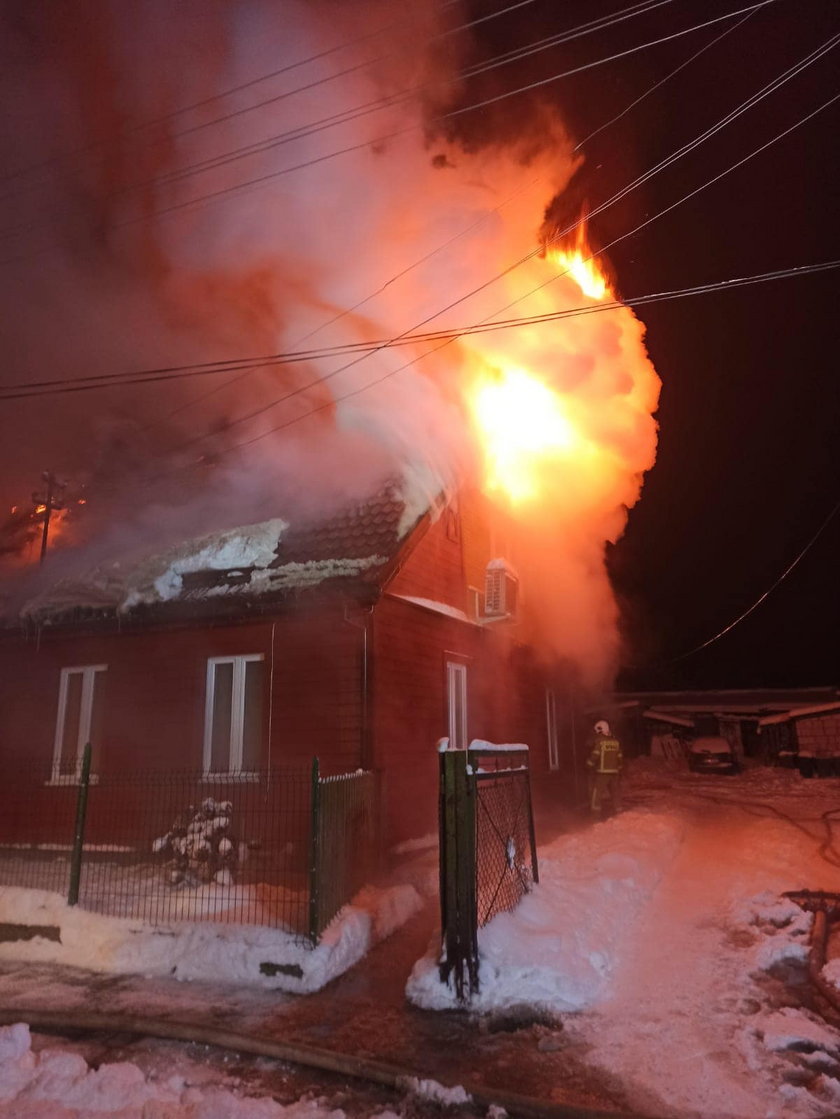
left=587, top=719, right=623, bottom=816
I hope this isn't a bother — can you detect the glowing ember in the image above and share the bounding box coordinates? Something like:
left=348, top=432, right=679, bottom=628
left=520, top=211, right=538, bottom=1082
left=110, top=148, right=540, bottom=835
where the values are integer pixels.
left=468, top=367, right=582, bottom=504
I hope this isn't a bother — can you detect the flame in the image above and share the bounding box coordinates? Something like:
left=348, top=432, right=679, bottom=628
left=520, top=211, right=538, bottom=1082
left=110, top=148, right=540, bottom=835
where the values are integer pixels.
left=34, top=503, right=47, bottom=515
left=548, top=223, right=610, bottom=301
left=468, top=367, right=583, bottom=503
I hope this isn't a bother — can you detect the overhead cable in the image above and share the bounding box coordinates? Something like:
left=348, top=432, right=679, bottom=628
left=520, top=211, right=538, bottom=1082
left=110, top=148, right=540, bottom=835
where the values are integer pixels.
left=2, top=260, right=837, bottom=402
left=663, top=496, right=840, bottom=663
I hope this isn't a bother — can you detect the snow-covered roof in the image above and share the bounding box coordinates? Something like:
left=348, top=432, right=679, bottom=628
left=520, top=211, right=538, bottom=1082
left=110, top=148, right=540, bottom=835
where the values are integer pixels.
left=16, top=483, right=428, bottom=626
left=642, top=709, right=695, bottom=728
left=758, top=701, right=840, bottom=727
left=391, top=594, right=474, bottom=624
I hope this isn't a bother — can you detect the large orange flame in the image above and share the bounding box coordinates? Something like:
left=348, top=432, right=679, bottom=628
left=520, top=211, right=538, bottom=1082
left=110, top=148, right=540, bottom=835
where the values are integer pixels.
left=468, top=367, right=583, bottom=503
left=548, top=223, right=610, bottom=302
left=464, top=224, right=620, bottom=508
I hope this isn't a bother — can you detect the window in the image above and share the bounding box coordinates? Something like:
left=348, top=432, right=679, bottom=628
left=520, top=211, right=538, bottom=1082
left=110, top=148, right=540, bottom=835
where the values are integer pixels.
left=546, top=688, right=559, bottom=770
left=446, top=660, right=468, bottom=750
left=467, top=586, right=482, bottom=619
left=52, top=665, right=107, bottom=783
left=203, top=655, right=264, bottom=775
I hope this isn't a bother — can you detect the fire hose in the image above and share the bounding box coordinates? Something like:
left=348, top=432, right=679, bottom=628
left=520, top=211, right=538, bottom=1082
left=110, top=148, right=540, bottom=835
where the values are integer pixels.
left=0, top=1005, right=650, bottom=1119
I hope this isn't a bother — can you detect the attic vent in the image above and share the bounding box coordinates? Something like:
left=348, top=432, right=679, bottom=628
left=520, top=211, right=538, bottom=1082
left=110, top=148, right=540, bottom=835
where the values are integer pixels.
left=484, top=559, right=518, bottom=618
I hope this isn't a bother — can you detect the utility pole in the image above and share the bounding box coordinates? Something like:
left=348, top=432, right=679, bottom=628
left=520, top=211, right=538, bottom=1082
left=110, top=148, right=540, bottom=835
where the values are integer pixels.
left=32, top=471, right=66, bottom=564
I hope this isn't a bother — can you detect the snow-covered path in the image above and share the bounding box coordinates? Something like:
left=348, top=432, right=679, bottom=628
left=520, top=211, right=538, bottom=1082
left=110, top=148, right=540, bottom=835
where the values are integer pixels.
left=575, top=793, right=840, bottom=1118
left=410, top=762, right=840, bottom=1117
left=4, top=763, right=840, bottom=1118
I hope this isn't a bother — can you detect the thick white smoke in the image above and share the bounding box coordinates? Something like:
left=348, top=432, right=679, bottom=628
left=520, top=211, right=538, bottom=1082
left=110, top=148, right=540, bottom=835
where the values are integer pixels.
left=0, top=0, right=660, bottom=685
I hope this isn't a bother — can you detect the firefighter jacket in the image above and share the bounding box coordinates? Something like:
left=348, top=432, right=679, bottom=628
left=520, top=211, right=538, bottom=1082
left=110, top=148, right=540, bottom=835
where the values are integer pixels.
left=587, top=735, right=623, bottom=774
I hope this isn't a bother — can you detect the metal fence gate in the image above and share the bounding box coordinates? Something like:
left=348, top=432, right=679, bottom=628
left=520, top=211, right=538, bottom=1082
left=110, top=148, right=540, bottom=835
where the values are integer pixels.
left=438, top=742, right=538, bottom=1001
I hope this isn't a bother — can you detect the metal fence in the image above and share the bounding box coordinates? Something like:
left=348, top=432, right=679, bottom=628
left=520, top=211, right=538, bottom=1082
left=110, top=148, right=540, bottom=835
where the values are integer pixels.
left=438, top=743, right=538, bottom=1001
left=309, top=759, right=377, bottom=937
left=0, top=750, right=376, bottom=944
left=473, top=751, right=538, bottom=928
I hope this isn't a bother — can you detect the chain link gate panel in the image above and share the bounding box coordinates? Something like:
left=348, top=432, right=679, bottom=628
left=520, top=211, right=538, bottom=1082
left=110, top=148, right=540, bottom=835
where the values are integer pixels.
left=438, top=742, right=538, bottom=1001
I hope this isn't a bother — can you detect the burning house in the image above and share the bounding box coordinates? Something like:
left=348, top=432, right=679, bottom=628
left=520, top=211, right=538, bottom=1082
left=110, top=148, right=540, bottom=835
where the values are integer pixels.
left=0, top=0, right=666, bottom=860
left=0, top=479, right=588, bottom=848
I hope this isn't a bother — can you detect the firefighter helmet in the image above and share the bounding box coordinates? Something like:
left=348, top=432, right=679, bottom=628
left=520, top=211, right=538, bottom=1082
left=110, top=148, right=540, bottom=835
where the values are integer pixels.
left=594, top=719, right=610, bottom=736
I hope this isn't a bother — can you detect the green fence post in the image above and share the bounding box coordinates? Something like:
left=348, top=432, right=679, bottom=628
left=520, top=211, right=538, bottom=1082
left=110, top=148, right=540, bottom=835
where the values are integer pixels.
left=67, top=742, right=92, bottom=906
left=438, top=748, right=478, bottom=1001
left=307, top=756, right=321, bottom=945
left=525, top=765, right=540, bottom=885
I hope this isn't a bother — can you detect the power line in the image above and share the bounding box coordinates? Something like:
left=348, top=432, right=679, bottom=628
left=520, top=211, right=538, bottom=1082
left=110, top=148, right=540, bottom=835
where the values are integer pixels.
left=488, top=31, right=840, bottom=319
left=664, top=496, right=840, bottom=664
left=2, top=260, right=837, bottom=402
left=572, top=4, right=763, bottom=152
left=91, top=32, right=834, bottom=486
left=0, top=0, right=770, bottom=260
left=148, top=2, right=771, bottom=434
left=137, top=0, right=675, bottom=198
left=205, top=85, right=840, bottom=469
left=0, top=0, right=664, bottom=236
left=0, top=0, right=676, bottom=247
left=0, top=0, right=517, bottom=196
left=107, top=2, right=772, bottom=229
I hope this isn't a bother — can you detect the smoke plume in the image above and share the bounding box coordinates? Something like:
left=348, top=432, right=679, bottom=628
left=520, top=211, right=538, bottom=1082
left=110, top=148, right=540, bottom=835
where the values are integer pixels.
left=0, top=0, right=659, bottom=686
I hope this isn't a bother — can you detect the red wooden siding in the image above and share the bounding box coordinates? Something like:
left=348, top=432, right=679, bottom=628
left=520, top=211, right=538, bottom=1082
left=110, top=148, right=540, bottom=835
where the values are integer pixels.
left=0, top=609, right=365, bottom=779
left=370, top=595, right=565, bottom=846
left=387, top=507, right=466, bottom=610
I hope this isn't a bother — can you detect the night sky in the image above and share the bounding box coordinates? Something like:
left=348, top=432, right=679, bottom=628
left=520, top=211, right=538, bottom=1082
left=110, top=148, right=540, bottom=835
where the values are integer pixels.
left=0, top=0, right=837, bottom=691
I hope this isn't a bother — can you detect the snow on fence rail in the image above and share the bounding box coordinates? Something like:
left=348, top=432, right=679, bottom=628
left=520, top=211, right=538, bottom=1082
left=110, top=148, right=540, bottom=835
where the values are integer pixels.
left=0, top=753, right=376, bottom=944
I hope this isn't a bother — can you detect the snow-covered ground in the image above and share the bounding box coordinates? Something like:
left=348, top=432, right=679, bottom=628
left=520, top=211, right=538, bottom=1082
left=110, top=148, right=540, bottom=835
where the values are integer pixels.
left=3, top=761, right=840, bottom=1117
left=411, top=759, right=840, bottom=1117
left=0, top=881, right=423, bottom=995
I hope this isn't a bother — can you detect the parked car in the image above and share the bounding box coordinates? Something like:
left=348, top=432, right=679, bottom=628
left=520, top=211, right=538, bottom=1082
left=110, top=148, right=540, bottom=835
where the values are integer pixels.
left=687, top=735, right=739, bottom=775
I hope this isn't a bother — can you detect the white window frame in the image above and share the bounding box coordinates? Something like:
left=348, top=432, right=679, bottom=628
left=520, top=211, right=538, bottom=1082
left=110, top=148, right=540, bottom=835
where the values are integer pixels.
left=203, top=654, right=264, bottom=777
left=50, top=665, right=107, bottom=785
left=446, top=660, right=468, bottom=751
left=467, top=585, right=482, bottom=619
left=546, top=688, right=559, bottom=770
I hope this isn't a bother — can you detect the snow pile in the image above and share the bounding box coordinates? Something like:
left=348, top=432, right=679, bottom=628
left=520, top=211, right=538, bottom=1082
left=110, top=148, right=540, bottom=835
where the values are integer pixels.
left=122, top=518, right=287, bottom=609
left=407, top=809, right=685, bottom=1013
left=410, top=767, right=840, bottom=1117
left=20, top=516, right=394, bottom=620
left=560, top=772, right=840, bottom=1118
left=22, top=518, right=288, bottom=619
left=398, top=1077, right=472, bottom=1107
left=0, top=1021, right=355, bottom=1118
left=0, top=881, right=423, bottom=995
left=246, top=555, right=387, bottom=595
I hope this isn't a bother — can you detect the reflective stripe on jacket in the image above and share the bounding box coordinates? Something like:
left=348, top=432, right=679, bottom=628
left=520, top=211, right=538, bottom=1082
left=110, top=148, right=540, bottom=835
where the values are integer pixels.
left=588, top=737, right=623, bottom=774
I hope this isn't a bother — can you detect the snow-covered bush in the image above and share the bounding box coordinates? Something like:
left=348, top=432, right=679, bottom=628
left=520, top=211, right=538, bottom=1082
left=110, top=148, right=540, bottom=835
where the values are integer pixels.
left=152, top=797, right=238, bottom=886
